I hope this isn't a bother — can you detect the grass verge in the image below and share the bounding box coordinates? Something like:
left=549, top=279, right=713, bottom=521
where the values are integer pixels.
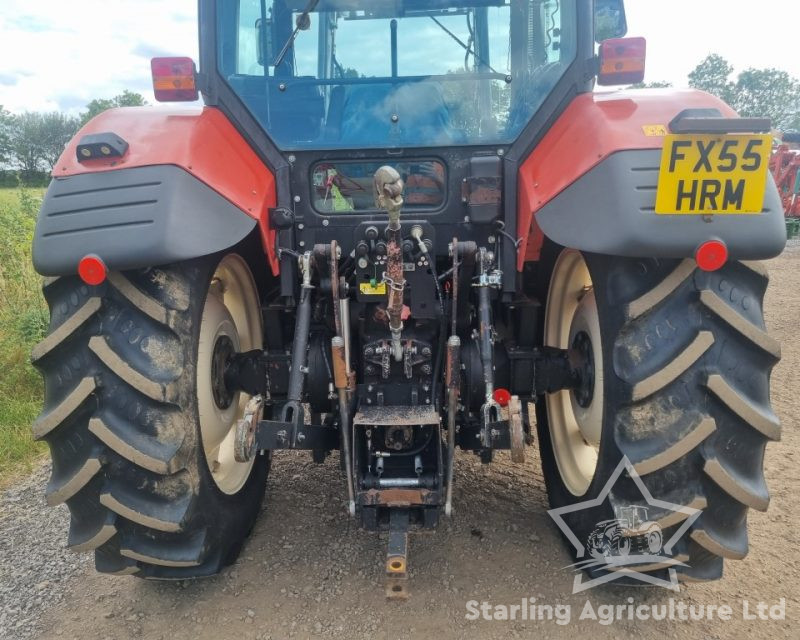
left=0, top=187, right=48, bottom=488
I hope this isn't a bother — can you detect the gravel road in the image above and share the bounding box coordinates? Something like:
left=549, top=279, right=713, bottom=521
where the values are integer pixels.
left=2, top=245, right=799, bottom=640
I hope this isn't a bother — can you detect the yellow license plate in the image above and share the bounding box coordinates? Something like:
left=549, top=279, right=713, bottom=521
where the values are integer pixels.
left=655, top=133, right=771, bottom=214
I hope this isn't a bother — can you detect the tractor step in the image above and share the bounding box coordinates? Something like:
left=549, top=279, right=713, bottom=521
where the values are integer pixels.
left=353, top=405, right=440, bottom=427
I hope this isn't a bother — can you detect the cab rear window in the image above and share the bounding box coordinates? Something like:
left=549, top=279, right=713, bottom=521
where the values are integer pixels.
left=311, top=160, right=446, bottom=213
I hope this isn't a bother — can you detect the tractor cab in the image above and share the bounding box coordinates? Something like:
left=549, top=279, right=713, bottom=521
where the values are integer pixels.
left=213, top=0, right=581, bottom=150
left=202, top=0, right=626, bottom=296
left=616, top=505, right=650, bottom=530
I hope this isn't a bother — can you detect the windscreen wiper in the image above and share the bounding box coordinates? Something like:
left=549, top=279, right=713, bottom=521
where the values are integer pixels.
left=273, top=0, right=320, bottom=68
left=428, top=15, right=500, bottom=76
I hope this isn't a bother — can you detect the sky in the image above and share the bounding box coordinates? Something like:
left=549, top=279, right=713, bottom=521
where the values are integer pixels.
left=1, top=0, right=799, bottom=115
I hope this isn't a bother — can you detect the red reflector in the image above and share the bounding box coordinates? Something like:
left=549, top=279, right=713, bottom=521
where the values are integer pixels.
left=493, top=388, right=511, bottom=407
left=78, top=255, right=107, bottom=285
left=597, top=37, right=647, bottom=86
left=151, top=57, right=199, bottom=102
left=695, top=240, right=728, bottom=272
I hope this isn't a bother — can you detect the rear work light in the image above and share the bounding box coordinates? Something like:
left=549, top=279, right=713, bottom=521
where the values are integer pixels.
left=597, top=37, right=646, bottom=86
left=76, top=132, right=129, bottom=163
left=151, top=57, right=199, bottom=102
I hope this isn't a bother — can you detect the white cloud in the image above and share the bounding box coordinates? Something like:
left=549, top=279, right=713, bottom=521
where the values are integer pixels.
left=625, top=0, right=800, bottom=86
left=0, top=0, right=798, bottom=114
left=0, top=0, right=197, bottom=113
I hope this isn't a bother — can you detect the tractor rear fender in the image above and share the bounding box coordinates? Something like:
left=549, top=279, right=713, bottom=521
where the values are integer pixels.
left=517, top=89, right=786, bottom=268
left=33, top=107, right=278, bottom=277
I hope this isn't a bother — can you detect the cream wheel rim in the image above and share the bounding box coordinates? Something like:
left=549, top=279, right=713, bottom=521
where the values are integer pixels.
left=543, top=250, right=604, bottom=496
left=198, top=254, right=263, bottom=495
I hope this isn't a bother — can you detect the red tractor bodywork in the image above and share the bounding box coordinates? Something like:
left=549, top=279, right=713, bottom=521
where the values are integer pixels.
left=517, top=89, right=737, bottom=266
left=55, top=88, right=748, bottom=276
left=55, top=107, right=280, bottom=275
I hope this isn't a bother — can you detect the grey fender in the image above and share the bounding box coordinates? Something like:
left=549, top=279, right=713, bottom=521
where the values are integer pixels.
left=534, top=150, right=787, bottom=260
left=32, top=165, right=257, bottom=276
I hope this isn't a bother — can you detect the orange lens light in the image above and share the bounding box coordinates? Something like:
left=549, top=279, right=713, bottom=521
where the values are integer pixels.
left=597, top=37, right=646, bottom=86
left=151, top=57, right=199, bottom=102
left=78, top=254, right=107, bottom=285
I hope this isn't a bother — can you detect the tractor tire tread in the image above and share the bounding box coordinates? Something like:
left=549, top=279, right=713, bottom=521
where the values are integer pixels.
left=33, top=257, right=269, bottom=579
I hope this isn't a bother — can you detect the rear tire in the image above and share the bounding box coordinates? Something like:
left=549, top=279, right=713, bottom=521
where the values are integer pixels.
left=33, top=252, right=269, bottom=578
left=536, top=247, right=780, bottom=582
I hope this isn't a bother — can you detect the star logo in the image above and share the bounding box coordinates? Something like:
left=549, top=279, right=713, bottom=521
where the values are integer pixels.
left=548, top=456, right=703, bottom=592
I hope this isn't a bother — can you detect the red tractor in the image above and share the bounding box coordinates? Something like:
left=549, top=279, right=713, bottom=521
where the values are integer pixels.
left=31, top=0, right=784, bottom=594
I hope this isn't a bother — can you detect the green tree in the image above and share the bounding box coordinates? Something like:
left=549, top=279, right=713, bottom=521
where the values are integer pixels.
left=9, top=111, right=80, bottom=173
left=9, top=112, right=46, bottom=174
left=733, top=68, right=800, bottom=130
left=39, top=112, right=81, bottom=170
left=81, top=90, right=147, bottom=125
left=688, top=54, right=736, bottom=105
left=338, top=67, right=361, bottom=78
left=689, top=54, right=800, bottom=130
left=0, top=105, right=12, bottom=168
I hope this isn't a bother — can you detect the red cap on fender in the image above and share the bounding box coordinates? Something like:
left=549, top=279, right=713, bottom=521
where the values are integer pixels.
left=78, top=254, right=107, bottom=285
left=695, top=240, right=728, bottom=272
left=493, top=388, right=511, bottom=407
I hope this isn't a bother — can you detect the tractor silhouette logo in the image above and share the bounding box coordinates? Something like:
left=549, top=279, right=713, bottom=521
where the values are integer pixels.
left=587, top=506, right=663, bottom=560
left=548, top=457, right=703, bottom=592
